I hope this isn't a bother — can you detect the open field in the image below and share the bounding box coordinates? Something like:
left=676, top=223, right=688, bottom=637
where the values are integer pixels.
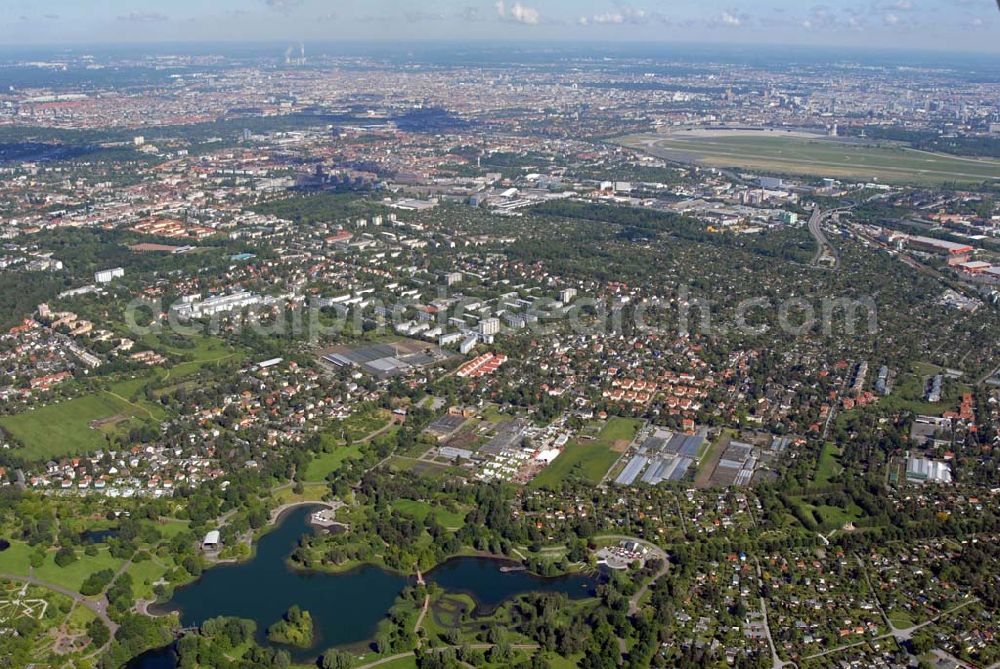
left=794, top=500, right=865, bottom=532
left=0, top=392, right=154, bottom=461
left=618, top=132, right=1000, bottom=186
left=878, top=364, right=970, bottom=417
left=145, top=334, right=245, bottom=381
left=302, top=441, right=363, bottom=482
left=273, top=482, right=329, bottom=505
left=812, top=443, right=843, bottom=488
left=0, top=335, right=245, bottom=462
left=34, top=546, right=123, bottom=593
left=127, top=557, right=171, bottom=600
left=390, top=499, right=467, bottom=528
left=530, top=417, right=643, bottom=488
left=0, top=540, right=124, bottom=593
left=0, top=540, right=34, bottom=575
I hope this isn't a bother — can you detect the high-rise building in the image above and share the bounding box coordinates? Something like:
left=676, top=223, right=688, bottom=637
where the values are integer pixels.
left=479, top=317, right=500, bottom=336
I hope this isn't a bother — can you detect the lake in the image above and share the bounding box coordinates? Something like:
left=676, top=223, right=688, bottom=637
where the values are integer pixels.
left=140, top=504, right=597, bottom=665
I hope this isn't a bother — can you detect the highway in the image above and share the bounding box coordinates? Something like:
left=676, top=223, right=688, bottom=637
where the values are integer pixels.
left=807, top=206, right=839, bottom=269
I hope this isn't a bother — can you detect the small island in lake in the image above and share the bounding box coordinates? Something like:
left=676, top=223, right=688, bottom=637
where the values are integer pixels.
left=266, top=605, right=314, bottom=648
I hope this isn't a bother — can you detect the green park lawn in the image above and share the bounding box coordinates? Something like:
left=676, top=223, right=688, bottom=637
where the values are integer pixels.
left=33, top=546, right=124, bottom=593
left=0, top=540, right=124, bottom=593
left=878, top=364, right=969, bottom=417
left=390, top=499, right=467, bottom=528
left=154, top=518, right=192, bottom=538
left=813, top=443, right=843, bottom=487
left=127, top=557, right=172, bottom=600
left=146, top=333, right=245, bottom=381
left=303, top=441, right=363, bottom=482
left=0, top=540, right=34, bottom=576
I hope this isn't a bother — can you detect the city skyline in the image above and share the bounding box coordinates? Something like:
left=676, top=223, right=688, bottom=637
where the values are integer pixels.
left=0, top=0, right=998, bottom=53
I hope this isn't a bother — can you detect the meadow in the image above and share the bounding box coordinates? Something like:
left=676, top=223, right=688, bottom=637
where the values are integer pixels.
left=302, top=440, right=364, bottom=482
left=390, top=499, right=468, bottom=529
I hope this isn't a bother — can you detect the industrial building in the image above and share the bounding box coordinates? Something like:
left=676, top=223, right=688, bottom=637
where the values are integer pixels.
left=906, top=235, right=974, bottom=265
left=321, top=340, right=449, bottom=379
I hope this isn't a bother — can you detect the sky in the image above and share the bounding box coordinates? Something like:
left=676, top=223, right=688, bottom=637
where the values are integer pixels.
left=0, top=0, right=997, bottom=52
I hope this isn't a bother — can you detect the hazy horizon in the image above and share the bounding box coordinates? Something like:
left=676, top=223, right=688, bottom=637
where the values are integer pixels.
left=1, top=0, right=997, bottom=53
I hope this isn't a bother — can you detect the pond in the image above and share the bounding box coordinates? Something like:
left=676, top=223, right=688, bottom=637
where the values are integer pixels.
left=140, top=504, right=597, bottom=665
left=80, top=528, right=120, bottom=544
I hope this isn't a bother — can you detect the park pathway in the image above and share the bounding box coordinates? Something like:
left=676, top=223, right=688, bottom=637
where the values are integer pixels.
left=0, top=571, right=118, bottom=651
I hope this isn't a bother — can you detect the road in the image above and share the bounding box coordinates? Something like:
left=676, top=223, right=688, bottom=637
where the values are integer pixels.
left=800, top=596, right=979, bottom=662
left=978, top=363, right=1000, bottom=386
left=413, top=569, right=430, bottom=647
left=625, top=543, right=670, bottom=616
left=759, top=595, right=796, bottom=669
left=818, top=362, right=852, bottom=442
left=268, top=499, right=340, bottom=524
left=808, top=206, right=839, bottom=269
left=353, top=644, right=541, bottom=669
left=592, top=534, right=669, bottom=662
left=753, top=559, right=796, bottom=669
left=595, top=536, right=668, bottom=661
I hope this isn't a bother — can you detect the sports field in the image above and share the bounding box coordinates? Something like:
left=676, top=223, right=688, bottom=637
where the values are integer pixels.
left=618, top=132, right=1000, bottom=186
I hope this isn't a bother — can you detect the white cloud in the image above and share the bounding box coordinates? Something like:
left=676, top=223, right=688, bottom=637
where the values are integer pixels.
left=592, top=12, right=624, bottom=24
left=496, top=1, right=540, bottom=25
left=265, top=0, right=303, bottom=15
left=583, top=6, right=650, bottom=26
left=117, top=11, right=168, bottom=23
left=720, top=11, right=741, bottom=26
left=511, top=2, right=540, bottom=25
